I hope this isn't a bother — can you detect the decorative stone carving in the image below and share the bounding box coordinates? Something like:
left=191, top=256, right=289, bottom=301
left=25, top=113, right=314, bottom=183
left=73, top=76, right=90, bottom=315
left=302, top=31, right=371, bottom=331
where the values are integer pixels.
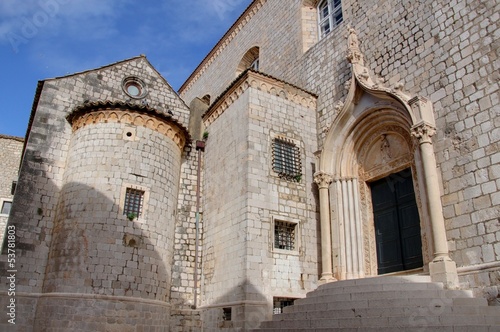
left=70, top=108, right=187, bottom=149
left=411, top=123, right=436, bottom=144
left=314, top=171, right=333, bottom=189
left=346, top=26, right=364, bottom=66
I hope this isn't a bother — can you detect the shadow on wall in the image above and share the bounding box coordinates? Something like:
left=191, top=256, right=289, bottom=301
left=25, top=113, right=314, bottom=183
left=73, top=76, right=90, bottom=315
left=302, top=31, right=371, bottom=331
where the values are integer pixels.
left=0, top=180, right=172, bottom=331
left=201, top=278, right=270, bottom=331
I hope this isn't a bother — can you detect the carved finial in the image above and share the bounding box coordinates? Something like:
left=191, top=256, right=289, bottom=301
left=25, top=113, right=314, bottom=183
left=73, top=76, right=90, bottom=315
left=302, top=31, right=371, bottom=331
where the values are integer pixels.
left=346, top=26, right=364, bottom=65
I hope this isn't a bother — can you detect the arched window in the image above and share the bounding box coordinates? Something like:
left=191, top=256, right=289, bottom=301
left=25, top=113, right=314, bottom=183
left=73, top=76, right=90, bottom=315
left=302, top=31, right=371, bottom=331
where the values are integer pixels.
left=236, top=46, right=260, bottom=76
left=318, top=0, right=343, bottom=39
left=201, top=94, right=211, bottom=105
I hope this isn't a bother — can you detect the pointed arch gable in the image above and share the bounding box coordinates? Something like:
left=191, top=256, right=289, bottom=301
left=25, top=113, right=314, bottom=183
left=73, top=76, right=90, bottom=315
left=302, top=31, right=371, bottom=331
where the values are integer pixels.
left=314, top=27, right=456, bottom=283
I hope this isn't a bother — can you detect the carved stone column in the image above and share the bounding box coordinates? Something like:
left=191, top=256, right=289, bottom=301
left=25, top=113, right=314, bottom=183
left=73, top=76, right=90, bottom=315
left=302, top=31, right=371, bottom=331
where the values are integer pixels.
left=411, top=121, right=458, bottom=288
left=314, top=171, right=336, bottom=282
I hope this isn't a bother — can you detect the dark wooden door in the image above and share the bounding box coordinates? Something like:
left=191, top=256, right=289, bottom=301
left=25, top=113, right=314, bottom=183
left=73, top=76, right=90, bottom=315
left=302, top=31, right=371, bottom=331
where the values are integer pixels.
left=370, top=169, right=423, bottom=274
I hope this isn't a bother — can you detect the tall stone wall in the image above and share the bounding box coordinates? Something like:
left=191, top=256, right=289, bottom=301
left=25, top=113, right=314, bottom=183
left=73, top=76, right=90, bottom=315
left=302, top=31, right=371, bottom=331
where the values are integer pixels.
left=0, top=56, right=192, bottom=331
left=0, top=135, right=23, bottom=246
left=182, top=0, right=499, bottom=301
left=199, top=70, right=320, bottom=330
left=288, top=0, right=500, bottom=299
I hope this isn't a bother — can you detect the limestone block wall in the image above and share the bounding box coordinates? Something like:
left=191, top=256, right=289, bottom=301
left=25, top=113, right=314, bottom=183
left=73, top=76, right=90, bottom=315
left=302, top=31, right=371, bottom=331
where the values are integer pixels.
left=200, top=71, right=319, bottom=330
left=43, top=119, right=181, bottom=298
left=0, top=56, right=192, bottom=330
left=244, top=84, right=319, bottom=300
left=179, top=0, right=306, bottom=106
left=201, top=91, right=250, bottom=303
left=181, top=0, right=499, bottom=300
left=286, top=0, right=499, bottom=298
left=0, top=135, right=23, bottom=245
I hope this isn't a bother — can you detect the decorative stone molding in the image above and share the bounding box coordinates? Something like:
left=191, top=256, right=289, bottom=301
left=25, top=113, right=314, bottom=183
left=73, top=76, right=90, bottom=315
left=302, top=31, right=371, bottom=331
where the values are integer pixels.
left=313, top=171, right=333, bottom=189
left=179, top=0, right=267, bottom=96
left=411, top=122, right=436, bottom=145
left=345, top=26, right=412, bottom=104
left=67, top=101, right=189, bottom=150
left=203, top=70, right=317, bottom=125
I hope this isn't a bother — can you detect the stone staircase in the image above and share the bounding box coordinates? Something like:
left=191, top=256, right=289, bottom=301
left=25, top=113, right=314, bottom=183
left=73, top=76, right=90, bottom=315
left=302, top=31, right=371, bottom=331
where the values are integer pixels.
left=253, top=276, right=500, bottom=331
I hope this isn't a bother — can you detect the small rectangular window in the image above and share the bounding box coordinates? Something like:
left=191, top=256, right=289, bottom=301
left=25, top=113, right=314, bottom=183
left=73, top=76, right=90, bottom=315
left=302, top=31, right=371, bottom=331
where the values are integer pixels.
left=273, top=297, right=296, bottom=314
left=1, top=201, right=12, bottom=215
left=123, top=188, right=144, bottom=219
left=272, top=138, right=301, bottom=181
left=11, top=181, right=17, bottom=195
left=222, top=307, right=232, bottom=321
left=274, top=221, right=296, bottom=251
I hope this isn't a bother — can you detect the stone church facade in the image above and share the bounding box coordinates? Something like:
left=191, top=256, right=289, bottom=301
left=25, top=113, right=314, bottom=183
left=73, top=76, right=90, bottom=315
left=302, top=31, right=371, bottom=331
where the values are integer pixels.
left=0, top=0, right=498, bottom=331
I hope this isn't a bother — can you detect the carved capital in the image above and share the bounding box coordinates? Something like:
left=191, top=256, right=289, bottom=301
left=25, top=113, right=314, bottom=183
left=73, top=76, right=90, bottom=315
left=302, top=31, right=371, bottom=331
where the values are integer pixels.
left=411, top=123, right=436, bottom=144
left=314, top=171, right=334, bottom=189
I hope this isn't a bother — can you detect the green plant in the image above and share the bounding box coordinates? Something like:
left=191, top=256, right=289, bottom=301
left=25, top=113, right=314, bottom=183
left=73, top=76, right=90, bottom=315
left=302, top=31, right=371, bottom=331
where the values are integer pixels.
left=294, top=174, right=302, bottom=182
left=202, top=131, right=209, bottom=140
left=127, top=212, right=137, bottom=221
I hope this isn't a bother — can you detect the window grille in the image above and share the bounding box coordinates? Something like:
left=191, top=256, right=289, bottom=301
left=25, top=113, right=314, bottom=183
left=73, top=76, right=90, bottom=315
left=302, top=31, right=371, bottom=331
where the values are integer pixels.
left=273, top=297, right=296, bottom=314
left=272, top=138, right=301, bottom=181
left=318, top=0, right=343, bottom=39
left=274, top=221, right=296, bottom=250
left=123, top=188, right=144, bottom=218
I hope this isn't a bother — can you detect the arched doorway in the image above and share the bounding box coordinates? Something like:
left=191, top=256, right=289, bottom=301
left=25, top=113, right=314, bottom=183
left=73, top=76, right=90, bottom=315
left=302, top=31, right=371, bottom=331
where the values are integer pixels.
left=315, top=27, right=458, bottom=287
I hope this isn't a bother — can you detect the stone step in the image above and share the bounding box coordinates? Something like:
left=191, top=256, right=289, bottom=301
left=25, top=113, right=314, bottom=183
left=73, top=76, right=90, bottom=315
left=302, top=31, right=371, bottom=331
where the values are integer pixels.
left=253, top=326, right=497, bottom=332
left=262, top=312, right=500, bottom=329
left=275, top=302, right=500, bottom=321
left=253, top=276, right=500, bottom=331
left=297, top=289, right=473, bottom=305
left=283, top=297, right=488, bottom=314
left=308, top=280, right=445, bottom=297
left=316, top=275, right=432, bottom=290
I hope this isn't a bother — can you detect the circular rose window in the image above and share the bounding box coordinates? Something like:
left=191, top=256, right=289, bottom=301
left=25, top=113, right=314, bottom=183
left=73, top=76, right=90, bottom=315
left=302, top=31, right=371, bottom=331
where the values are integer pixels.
left=122, top=77, right=147, bottom=99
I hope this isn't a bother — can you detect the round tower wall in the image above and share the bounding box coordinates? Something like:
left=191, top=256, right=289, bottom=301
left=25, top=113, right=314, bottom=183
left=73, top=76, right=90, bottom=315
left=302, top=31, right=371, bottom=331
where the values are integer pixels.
left=43, top=112, right=182, bottom=302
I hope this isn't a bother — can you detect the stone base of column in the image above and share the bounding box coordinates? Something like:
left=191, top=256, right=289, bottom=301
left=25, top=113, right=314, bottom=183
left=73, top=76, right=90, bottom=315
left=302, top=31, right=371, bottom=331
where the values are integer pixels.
left=429, top=259, right=459, bottom=289
left=319, top=273, right=337, bottom=285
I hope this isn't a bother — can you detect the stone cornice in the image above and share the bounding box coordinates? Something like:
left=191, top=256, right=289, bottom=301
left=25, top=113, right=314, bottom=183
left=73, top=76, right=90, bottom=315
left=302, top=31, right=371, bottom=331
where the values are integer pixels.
left=67, top=101, right=190, bottom=150
left=179, top=0, right=266, bottom=96
left=203, top=70, right=317, bottom=125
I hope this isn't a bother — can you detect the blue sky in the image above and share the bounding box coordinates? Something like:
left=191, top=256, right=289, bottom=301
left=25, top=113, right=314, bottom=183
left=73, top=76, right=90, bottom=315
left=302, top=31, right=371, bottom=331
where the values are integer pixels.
left=0, top=0, right=252, bottom=137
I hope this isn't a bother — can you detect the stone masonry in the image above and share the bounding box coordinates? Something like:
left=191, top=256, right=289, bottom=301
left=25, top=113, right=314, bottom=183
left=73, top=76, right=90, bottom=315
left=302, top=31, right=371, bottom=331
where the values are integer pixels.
left=0, top=135, right=23, bottom=246
left=1, top=0, right=499, bottom=331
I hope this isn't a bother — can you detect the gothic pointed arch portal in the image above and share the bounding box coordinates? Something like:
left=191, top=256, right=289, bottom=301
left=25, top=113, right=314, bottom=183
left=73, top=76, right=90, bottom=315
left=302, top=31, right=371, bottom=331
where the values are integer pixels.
left=314, top=27, right=458, bottom=287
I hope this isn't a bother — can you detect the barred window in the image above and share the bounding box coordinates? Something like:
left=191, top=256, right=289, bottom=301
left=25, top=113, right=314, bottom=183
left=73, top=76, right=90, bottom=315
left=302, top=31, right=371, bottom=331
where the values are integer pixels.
left=123, top=188, right=144, bottom=219
left=273, top=297, right=296, bottom=314
left=272, top=138, right=301, bottom=181
left=274, top=221, right=296, bottom=250
left=318, top=0, right=343, bottom=39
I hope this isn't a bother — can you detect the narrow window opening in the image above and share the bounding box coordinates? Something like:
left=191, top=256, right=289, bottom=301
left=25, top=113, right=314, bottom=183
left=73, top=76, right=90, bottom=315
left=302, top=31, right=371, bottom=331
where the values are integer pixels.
left=222, top=307, right=232, bottom=321
left=123, top=188, right=144, bottom=219
left=273, top=297, right=296, bottom=314
left=11, top=181, right=17, bottom=195
left=1, top=201, right=12, bottom=215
